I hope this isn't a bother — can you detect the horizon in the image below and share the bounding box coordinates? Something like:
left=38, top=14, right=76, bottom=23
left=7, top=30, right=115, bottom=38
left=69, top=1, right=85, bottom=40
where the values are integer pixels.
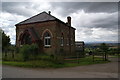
left=10, top=41, right=119, bottom=45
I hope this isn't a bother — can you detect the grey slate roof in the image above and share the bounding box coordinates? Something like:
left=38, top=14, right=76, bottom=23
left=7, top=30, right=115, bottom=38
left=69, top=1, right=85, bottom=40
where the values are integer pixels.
left=16, top=11, right=76, bottom=30
left=16, top=11, right=56, bottom=25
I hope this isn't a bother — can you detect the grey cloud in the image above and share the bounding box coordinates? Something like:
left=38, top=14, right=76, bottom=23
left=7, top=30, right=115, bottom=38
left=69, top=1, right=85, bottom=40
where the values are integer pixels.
left=2, top=2, right=118, bottom=17
left=50, top=2, right=118, bottom=16
left=73, top=11, right=118, bottom=30
left=82, top=28, right=93, bottom=36
left=85, top=2, right=118, bottom=13
left=76, top=27, right=94, bottom=37
left=2, top=2, right=36, bottom=17
left=91, top=20, right=118, bottom=29
left=92, top=14, right=118, bottom=29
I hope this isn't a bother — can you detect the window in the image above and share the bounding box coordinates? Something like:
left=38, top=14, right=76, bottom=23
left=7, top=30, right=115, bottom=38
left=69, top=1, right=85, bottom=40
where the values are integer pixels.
left=71, top=38, right=73, bottom=45
left=66, top=38, right=69, bottom=45
left=44, top=32, right=51, bottom=47
left=60, top=37, right=63, bottom=46
left=20, top=30, right=32, bottom=45
left=60, top=33, right=64, bottom=46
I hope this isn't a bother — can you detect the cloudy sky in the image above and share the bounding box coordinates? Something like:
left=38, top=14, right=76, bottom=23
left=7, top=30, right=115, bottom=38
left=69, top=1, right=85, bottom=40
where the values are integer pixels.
left=0, top=1, right=118, bottom=44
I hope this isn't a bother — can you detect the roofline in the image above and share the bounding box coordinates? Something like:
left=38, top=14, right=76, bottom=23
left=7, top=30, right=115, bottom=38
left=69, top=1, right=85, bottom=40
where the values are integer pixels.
left=15, top=11, right=47, bottom=26
left=47, top=12, right=76, bottom=30
left=47, top=13, right=76, bottom=30
left=15, top=19, right=76, bottom=30
left=55, top=19, right=76, bottom=30
left=75, top=41, right=85, bottom=43
left=15, top=20, right=55, bottom=26
left=15, top=11, right=76, bottom=30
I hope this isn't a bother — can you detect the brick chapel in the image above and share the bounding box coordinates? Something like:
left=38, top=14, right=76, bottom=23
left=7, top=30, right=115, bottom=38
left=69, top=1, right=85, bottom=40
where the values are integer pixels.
left=15, top=11, right=76, bottom=56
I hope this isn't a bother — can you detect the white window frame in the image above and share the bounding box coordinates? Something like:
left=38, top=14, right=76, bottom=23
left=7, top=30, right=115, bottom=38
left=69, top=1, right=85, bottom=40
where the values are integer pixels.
left=44, top=36, right=51, bottom=47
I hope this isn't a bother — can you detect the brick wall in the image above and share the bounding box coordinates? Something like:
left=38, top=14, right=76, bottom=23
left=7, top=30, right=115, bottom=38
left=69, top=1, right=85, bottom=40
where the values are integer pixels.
left=55, top=21, right=75, bottom=56
left=16, top=20, right=75, bottom=56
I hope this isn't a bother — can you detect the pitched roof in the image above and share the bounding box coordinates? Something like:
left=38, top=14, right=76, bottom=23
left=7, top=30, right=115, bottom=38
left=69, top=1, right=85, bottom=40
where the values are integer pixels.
left=16, top=11, right=76, bottom=30
left=16, top=11, right=56, bottom=25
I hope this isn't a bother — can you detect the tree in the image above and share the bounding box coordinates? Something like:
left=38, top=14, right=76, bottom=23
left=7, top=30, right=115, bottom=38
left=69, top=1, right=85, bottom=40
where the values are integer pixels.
left=99, top=43, right=109, bottom=61
left=2, top=30, right=11, bottom=52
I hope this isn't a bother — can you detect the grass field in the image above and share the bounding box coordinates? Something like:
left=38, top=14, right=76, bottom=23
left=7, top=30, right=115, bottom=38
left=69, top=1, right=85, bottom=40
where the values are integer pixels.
left=2, top=56, right=110, bottom=68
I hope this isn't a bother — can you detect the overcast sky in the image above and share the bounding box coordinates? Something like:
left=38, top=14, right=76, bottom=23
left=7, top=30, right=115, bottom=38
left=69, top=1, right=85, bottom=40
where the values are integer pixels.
left=0, top=1, right=118, bottom=44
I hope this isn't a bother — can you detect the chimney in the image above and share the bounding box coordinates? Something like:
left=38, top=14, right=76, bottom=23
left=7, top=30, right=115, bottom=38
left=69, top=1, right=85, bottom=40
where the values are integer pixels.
left=48, top=11, right=51, bottom=15
left=67, top=16, right=71, bottom=26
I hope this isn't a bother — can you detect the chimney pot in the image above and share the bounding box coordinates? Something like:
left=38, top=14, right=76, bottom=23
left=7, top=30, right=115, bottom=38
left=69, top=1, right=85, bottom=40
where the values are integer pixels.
left=48, top=11, right=51, bottom=15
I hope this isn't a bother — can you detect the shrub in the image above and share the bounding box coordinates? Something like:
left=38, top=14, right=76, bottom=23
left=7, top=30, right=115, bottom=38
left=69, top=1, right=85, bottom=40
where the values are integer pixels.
left=20, top=45, right=30, bottom=61
left=20, top=44, right=39, bottom=61
left=53, top=55, right=64, bottom=64
left=29, top=44, right=39, bottom=59
left=76, top=49, right=85, bottom=58
left=15, top=47, right=19, bottom=54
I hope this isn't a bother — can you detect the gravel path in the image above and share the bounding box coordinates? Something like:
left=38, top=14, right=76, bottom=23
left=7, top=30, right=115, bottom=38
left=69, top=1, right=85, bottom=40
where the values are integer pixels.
left=2, top=57, right=119, bottom=78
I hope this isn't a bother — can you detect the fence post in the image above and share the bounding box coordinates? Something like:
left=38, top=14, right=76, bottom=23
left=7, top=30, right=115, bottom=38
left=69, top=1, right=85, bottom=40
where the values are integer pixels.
left=93, top=54, right=94, bottom=62
left=77, top=52, right=79, bottom=64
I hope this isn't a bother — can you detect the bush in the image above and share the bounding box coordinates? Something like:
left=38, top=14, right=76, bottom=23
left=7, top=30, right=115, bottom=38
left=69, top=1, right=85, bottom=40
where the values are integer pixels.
left=37, top=55, right=51, bottom=61
left=53, top=55, right=64, bottom=64
left=29, top=44, right=39, bottom=59
left=20, top=44, right=39, bottom=61
left=76, top=49, right=85, bottom=58
left=20, top=45, right=30, bottom=61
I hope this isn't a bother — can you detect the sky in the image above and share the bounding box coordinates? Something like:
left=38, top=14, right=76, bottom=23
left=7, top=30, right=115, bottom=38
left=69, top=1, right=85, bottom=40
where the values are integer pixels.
left=0, top=1, right=118, bottom=44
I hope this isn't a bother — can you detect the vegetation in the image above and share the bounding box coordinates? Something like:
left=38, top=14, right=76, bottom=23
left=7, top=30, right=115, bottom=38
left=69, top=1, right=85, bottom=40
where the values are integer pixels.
left=2, top=43, right=64, bottom=64
left=19, top=44, right=39, bottom=61
left=99, top=43, right=109, bottom=61
left=85, top=43, right=119, bottom=55
left=2, top=44, right=39, bottom=61
left=2, top=31, right=11, bottom=52
left=3, top=56, right=110, bottom=68
left=1, top=30, right=11, bottom=60
left=76, top=49, right=85, bottom=58
left=2, top=38, right=116, bottom=68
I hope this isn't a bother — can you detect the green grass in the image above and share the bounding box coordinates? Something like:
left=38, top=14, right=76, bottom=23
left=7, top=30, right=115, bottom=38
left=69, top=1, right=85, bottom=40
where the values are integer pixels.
left=2, top=56, right=110, bottom=68
left=3, top=60, right=57, bottom=68
left=0, top=61, right=2, bottom=64
left=64, top=56, right=110, bottom=67
left=107, top=55, right=120, bottom=58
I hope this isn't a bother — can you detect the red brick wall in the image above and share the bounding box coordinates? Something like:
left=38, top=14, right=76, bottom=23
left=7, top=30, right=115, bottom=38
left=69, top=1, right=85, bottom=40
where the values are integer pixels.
left=16, top=20, right=75, bottom=56
left=55, top=21, right=75, bottom=56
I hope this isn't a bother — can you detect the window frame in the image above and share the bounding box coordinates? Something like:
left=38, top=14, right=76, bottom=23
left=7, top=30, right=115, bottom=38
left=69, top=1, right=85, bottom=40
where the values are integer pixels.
left=44, top=32, right=51, bottom=47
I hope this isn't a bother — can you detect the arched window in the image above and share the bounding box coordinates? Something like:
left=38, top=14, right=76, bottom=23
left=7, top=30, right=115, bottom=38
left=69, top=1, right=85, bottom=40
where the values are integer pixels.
left=44, top=32, right=51, bottom=47
left=20, top=30, right=32, bottom=45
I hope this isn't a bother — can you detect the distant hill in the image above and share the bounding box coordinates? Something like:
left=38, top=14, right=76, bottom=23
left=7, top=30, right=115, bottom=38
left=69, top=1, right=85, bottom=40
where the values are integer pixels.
left=84, top=42, right=119, bottom=48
